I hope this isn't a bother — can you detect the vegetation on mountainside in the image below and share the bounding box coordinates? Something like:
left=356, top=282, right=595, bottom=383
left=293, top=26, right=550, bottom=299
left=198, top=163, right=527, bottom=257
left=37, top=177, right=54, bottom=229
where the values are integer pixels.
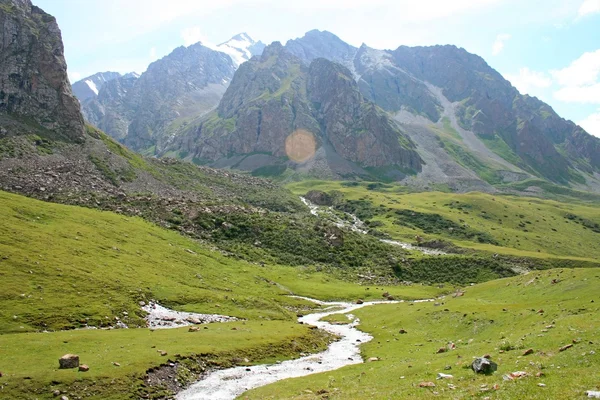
left=245, top=268, right=600, bottom=399
left=0, top=190, right=445, bottom=399
left=286, top=180, right=600, bottom=261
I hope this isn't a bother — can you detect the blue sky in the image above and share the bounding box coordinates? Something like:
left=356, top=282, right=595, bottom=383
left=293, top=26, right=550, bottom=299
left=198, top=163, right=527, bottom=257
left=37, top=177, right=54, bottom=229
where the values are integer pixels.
left=36, top=0, right=600, bottom=136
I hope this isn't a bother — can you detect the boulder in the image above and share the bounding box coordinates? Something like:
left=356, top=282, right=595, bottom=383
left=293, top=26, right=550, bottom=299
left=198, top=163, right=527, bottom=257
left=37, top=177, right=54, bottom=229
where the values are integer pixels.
left=356, top=299, right=364, bottom=304
left=471, top=357, right=497, bottom=374
left=59, top=354, right=79, bottom=369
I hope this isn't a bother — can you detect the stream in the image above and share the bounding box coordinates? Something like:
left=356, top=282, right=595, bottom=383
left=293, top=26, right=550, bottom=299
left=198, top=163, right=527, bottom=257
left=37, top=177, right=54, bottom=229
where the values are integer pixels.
left=300, top=197, right=446, bottom=256
left=176, top=297, right=398, bottom=400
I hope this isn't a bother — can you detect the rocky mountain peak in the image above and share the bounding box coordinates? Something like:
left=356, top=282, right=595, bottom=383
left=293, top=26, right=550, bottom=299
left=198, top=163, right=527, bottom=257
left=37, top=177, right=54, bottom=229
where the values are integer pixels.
left=72, top=71, right=121, bottom=103
left=0, top=0, right=85, bottom=141
left=216, top=32, right=265, bottom=67
left=285, top=30, right=357, bottom=65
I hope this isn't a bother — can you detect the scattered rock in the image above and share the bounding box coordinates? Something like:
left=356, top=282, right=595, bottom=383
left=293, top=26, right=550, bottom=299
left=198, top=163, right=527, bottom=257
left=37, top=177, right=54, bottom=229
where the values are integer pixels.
left=444, top=365, right=452, bottom=370
left=58, top=354, right=79, bottom=369
left=112, top=362, right=121, bottom=367
left=437, top=373, right=453, bottom=379
left=523, top=348, right=534, bottom=356
left=78, top=364, right=89, bottom=372
left=503, top=371, right=528, bottom=380
left=188, top=326, right=199, bottom=332
left=159, top=350, right=168, bottom=356
left=471, top=357, right=497, bottom=374
left=368, top=357, right=380, bottom=362
left=399, top=329, right=407, bottom=334
left=538, top=383, right=546, bottom=387
left=436, top=347, right=447, bottom=354
left=52, top=389, right=61, bottom=396
left=419, top=381, right=436, bottom=388
left=536, top=372, right=545, bottom=378
left=356, top=299, right=364, bottom=304
left=559, top=344, right=574, bottom=352
left=61, top=396, right=69, bottom=400
left=586, top=390, right=600, bottom=398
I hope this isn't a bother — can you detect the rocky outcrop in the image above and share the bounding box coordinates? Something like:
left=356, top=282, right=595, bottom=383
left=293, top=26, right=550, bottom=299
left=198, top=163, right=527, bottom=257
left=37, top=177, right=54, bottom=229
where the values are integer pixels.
left=172, top=43, right=422, bottom=178
left=79, top=44, right=236, bottom=153
left=0, top=0, right=85, bottom=141
left=284, top=30, right=600, bottom=186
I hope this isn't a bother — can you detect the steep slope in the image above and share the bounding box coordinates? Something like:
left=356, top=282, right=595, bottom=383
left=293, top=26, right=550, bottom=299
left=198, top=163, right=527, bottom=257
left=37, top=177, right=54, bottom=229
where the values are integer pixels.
left=170, top=42, right=422, bottom=180
left=78, top=34, right=264, bottom=155
left=0, top=0, right=84, bottom=142
left=80, top=44, right=235, bottom=153
left=71, top=71, right=121, bottom=102
left=284, top=31, right=600, bottom=192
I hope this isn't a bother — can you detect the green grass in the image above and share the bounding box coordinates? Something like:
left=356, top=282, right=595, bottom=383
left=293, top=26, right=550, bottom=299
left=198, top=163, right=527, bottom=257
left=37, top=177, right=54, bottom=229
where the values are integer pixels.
left=0, top=190, right=448, bottom=398
left=0, top=321, right=330, bottom=399
left=244, top=268, right=600, bottom=399
left=286, top=180, right=600, bottom=261
left=480, top=133, right=524, bottom=167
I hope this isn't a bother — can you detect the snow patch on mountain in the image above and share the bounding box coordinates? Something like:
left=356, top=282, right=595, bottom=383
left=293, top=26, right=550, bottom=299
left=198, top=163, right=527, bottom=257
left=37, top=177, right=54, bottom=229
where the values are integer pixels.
left=216, top=33, right=265, bottom=67
left=85, top=79, right=99, bottom=95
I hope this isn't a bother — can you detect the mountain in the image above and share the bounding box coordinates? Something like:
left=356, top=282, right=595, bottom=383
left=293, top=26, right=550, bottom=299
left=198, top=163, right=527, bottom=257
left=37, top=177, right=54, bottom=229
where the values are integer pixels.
left=76, top=33, right=264, bottom=154
left=216, top=32, right=265, bottom=67
left=282, top=31, right=600, bottom=191
left=0, top=0, right=84, bottom=142
left=71, top=71, right=121, bottom=102
left=169, top=42, right=422, bottom=179
left=81, top=43, right=236, bottom=153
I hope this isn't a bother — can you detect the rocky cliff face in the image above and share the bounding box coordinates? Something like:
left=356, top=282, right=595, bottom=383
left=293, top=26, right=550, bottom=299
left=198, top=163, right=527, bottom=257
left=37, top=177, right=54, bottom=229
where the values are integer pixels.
left=284, top=31, right=600, bottom=187
left=0, top=0, right=84, bottom=141
left=79, top=43, right=236, bottom=153
left=171, top=43, right=422, bottom=178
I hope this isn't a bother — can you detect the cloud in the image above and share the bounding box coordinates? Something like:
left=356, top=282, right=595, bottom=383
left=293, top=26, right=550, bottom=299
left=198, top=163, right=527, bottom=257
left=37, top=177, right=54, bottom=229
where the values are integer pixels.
left=492, top=33, right=511, bottom=56
left=68, top=71, right=82, bottom=83
left=551, top=49, right=600, bottom=104
left=578, top=109, right=600, bottom=137
left=578, top=0, right=600, bottom=17
left=181, top=26, right=214, bottom=47
left=551, top=49, right=600, bottom=87
left=554, top=83, right=600, bottom=103
left=505, top=68, right=552, bottom=95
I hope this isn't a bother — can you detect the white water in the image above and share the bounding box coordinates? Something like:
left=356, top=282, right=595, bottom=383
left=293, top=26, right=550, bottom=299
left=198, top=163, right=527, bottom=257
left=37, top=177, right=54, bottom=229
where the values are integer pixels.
left=143, top=302, right=237, bottom=329
left=177, top=298, right=396, bottom=400
left=300, top=197, right=446, bottom=256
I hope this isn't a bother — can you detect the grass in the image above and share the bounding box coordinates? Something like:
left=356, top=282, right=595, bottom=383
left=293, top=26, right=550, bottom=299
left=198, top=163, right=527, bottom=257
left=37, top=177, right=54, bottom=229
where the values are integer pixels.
left=243, top=268, right=600, bottom=399
left=286, top=180, right=600, bottom=262
left=0, top=321, right=330, bottom=399
left=0, top=190, right=448, bottom=398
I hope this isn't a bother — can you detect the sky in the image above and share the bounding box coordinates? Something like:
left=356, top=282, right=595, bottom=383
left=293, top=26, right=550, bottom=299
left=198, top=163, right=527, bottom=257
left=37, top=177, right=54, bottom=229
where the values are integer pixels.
left=35, top=0, right=600, bottom=137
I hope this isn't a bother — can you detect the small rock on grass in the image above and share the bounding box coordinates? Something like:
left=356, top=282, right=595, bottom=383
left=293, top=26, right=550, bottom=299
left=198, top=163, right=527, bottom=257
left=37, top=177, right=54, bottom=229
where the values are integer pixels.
left=586, top=390, right=600, bottom=398
left=419, top=381, right=435, bottom=388
left=559, top=344, right=573, bottom=352
left=523, top=348, right=534, bottom=356
left=368, top=357, right=380, bottom=362
left=437, top=373, right=453, bottom=379
left=356, top=299, right=364, bottom=304
left=78, top=364, right=89, bottom=372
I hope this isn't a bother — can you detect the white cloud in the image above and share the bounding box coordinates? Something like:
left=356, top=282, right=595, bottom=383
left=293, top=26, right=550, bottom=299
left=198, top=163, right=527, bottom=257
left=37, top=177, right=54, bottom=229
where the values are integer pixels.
left=578, top=0, right=600, bottom=17
left=578, top=109, right=600, bottom=137
left=505, top=68, right=552, bottom=95
left=551, top=49, right=600, bottom=104
left=551, top=49, right=600, bottom=87
left=554, top=83, right=600, bottom=103
left=68, top=71, right=82, bottom=83
left=181, top=26, right=214, bottom=47
left=492, top=33, right=511, bottom=56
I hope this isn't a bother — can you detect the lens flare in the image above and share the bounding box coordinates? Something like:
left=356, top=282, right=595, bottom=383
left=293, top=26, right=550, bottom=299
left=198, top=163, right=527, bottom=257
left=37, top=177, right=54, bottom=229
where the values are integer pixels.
left=285, top=129, right=316, bottom=163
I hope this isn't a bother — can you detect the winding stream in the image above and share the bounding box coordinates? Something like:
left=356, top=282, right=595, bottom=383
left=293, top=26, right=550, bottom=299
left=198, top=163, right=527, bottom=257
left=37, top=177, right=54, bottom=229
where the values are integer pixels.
left=176, top=298, right=396, bottom=400
left=300, top=196, right=447, bottom=256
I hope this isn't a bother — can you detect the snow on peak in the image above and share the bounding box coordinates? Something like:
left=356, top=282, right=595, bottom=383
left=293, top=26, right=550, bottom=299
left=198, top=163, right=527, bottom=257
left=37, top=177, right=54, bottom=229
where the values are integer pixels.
left=85, top=79, right=99, bottom=95
left=217, top=33, right=261, bottom=67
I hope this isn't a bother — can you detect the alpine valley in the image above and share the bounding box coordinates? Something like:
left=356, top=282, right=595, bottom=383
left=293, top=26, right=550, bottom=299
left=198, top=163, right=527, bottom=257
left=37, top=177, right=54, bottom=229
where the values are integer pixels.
left=0, top=0, right=599, bottom=399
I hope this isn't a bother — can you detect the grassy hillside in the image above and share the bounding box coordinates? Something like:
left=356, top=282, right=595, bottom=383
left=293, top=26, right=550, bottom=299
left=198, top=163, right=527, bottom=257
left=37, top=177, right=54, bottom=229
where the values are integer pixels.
left=287, top=180, right=600, bottom=261
left=245, top=268, right=600, bottom=399
left=0, top=190, right=445, bottom=398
